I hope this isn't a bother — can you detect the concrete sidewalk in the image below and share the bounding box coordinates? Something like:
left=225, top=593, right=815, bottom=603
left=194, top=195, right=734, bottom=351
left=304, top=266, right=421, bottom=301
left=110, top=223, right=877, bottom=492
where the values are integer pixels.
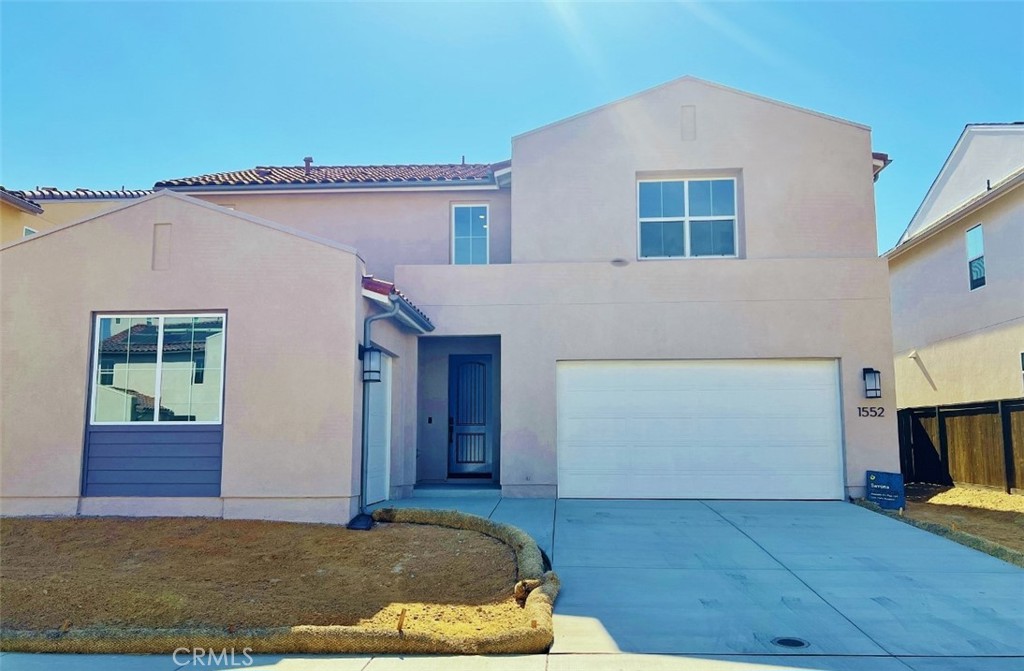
left=3, top=495, right=1022, bottom=671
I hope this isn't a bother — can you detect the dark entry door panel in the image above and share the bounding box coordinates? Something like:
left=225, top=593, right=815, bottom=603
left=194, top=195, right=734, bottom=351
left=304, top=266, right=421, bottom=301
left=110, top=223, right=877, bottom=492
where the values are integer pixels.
left=448, top=355, right=493, bottom=477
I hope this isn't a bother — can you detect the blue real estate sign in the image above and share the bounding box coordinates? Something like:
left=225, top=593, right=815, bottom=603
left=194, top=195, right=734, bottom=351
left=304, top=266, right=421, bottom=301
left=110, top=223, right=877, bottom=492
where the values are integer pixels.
left=866, top=471, right=905, bottom=510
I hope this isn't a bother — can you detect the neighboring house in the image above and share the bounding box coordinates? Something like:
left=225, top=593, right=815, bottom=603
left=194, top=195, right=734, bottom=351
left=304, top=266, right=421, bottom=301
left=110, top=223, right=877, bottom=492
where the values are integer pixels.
left=0, top=187, right=150, bottom=244
left=887, top=123, right=1024, bottom=492
left=0, top=187, right=44, bottom=242
left=0, top=77, right=899, bottom=523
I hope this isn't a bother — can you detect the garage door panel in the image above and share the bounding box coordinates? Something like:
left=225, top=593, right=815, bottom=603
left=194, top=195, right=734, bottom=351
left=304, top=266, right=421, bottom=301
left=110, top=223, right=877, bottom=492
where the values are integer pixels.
left=557, top=360, right=844, bottom=500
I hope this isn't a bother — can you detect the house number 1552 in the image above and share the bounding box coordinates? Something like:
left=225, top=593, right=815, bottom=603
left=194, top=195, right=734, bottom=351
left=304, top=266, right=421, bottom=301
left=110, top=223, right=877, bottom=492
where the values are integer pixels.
left=857, top=407, right=885, bottom=417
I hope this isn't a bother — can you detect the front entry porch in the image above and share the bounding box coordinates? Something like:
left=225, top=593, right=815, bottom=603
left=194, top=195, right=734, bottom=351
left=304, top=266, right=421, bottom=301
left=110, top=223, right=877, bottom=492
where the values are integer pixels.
left=416, top=336, right=501, bottom=486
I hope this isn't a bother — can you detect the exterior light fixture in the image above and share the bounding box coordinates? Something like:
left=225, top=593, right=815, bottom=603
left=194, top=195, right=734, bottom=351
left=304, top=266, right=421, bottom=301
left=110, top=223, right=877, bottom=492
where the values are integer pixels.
left=862, top=368, right=881, bottom=399
left=361, top=346, right=382, bottom=383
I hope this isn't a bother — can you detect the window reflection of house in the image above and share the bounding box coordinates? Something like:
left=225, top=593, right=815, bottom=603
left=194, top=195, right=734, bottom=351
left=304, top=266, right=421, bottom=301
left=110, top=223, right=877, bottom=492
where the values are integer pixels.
left=95, top=317, right=224, bottom=423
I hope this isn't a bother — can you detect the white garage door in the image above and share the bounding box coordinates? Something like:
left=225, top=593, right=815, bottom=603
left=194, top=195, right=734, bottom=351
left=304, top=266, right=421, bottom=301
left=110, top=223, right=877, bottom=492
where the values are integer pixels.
left=556, top=359, right=844, bottom=499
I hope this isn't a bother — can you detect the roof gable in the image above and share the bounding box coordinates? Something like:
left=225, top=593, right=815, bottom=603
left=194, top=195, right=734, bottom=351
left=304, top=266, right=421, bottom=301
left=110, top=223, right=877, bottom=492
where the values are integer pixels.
left=513, top=75, right=870, bottom=143
left=0, top=189, right=360, bottom=258
left=899, top=124, right=1024, bottom=245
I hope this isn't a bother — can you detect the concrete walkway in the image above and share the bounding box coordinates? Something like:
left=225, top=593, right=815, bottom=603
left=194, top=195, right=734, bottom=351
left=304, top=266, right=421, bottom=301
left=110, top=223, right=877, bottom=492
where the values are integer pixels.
left=3, top=496, right=1022, bottom=670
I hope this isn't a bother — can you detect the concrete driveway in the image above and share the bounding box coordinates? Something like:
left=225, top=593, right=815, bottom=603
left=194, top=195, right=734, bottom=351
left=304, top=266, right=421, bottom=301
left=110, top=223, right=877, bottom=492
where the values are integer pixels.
left=4, top=496, right=1022, bottom=671
left=376, top=494, right=1024, bottom=669
left=548, top=499, right=1024, bottom=669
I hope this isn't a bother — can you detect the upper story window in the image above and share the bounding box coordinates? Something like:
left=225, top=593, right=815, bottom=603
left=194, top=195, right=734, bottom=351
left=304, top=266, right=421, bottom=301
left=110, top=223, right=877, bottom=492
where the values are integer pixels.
left=23, top=226, right=37, bottom=237
left=91, top=314, right=226, bottom=424
left=638, top=178, right=737, bottom=259
left=966, top=224, right=985, bottom=290
left=452, top=204, right=489, bottom=265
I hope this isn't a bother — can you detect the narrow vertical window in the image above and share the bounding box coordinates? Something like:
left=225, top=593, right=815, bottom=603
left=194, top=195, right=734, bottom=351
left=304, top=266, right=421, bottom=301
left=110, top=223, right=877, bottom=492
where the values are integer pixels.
left=452, top=205, right=489, bottom=265
left=966, top=224, right=985, bottom=290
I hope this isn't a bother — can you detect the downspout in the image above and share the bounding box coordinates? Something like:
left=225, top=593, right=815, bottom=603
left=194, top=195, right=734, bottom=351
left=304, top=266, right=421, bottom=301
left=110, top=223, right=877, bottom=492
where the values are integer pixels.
left=348, top=296, right=400, bottom=531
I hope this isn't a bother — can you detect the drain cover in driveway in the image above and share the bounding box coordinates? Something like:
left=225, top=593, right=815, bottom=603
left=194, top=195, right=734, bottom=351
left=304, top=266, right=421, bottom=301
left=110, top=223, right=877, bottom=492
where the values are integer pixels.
left=772, top=637, right=810, bottom=648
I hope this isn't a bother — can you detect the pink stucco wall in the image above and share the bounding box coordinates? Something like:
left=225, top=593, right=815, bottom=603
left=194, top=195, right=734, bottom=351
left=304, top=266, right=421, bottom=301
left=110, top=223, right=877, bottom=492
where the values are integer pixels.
left=511, top=78, right=878, bottom=264
left=0, top=193, right=370, bottom=521
left=397, top=259, right=900, bottom=498
left=194, top=188, right=511, bottom=279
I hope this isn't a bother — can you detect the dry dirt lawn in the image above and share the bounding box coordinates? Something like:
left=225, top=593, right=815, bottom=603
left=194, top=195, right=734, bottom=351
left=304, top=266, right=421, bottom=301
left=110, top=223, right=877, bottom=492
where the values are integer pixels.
left=903, top=484, right=1024, bottom=554
left=0, top=517, right=523, bottom=639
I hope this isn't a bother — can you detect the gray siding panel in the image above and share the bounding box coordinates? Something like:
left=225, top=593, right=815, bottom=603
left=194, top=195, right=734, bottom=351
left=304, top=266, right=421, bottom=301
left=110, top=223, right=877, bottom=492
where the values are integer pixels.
left=83, top=425, right=222, bottom=497
left=85, top=483, right=221, bottom=497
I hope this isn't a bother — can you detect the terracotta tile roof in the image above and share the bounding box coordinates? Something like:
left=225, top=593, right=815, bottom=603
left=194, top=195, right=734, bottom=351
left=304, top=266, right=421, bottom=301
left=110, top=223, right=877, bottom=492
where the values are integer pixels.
left=109, top=387, right=177, bottom=418
left=155, top=162, right=507, bottom=189
left=362, top=275, right=433, bottom=330
left=12, top=187, right=152, bottom=201
left=99, top=321, right=220, bottom=354
left=0, top=186, right=43, bottom=214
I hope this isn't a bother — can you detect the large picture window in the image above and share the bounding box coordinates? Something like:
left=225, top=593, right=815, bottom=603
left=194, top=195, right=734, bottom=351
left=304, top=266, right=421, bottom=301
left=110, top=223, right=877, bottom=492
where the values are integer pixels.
left=638, top=178, right=737, bottom=259
left=91, top=314, right=226, bottom=424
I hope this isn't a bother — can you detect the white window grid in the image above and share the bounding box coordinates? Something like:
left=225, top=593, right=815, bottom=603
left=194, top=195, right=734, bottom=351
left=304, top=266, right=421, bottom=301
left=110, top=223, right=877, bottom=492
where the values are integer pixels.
left=637, top=178, right=738, bottom=260
left=451, top=203, right=490, bottom=265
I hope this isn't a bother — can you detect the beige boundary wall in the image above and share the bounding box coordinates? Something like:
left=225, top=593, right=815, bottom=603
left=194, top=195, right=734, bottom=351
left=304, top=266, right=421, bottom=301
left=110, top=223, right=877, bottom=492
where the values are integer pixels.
left=396, top=258, right=901, bottom=499
left=0, top=193, right=378, bottom=523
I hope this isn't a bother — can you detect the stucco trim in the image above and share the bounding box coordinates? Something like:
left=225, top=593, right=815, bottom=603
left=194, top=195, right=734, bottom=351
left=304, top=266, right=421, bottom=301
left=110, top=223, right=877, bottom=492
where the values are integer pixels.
left=512, top=75, right=870, bottom=143
left=0, top=189, right=363, bottom=261
left=885, top=168, right=1024, bottom=259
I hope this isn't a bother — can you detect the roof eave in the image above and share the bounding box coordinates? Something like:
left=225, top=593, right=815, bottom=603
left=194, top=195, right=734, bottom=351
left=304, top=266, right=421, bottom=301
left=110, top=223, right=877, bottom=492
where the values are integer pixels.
left=872, top=153, right=892, bottom=183
left=0, top=190, right=43, bottom=214
left=885, top=169, right=1024, bottom=260
left=157, top=179, right=497, bottom=193
left=393, top=294, right=435, bottom=333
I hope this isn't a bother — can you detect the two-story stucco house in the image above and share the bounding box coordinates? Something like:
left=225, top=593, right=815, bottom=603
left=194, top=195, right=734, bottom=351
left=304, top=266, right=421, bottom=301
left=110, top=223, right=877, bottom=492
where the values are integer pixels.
left=887, top=123, right=1024, bottom=492
left=0, top=77, right=899, bottom=523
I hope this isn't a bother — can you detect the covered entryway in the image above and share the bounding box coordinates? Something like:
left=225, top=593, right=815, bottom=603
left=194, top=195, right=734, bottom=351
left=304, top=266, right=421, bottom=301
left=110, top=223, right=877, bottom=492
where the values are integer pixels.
left=416, top=336, right=501, bottom=485
left=556, top=359, right=844, bottom=499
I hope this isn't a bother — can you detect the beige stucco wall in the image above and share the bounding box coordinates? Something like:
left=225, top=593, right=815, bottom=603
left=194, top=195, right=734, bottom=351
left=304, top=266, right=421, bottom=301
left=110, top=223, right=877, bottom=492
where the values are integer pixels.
left=193, top=188, right=511, bottom=279
left=0, top=194, right=366, bottom=521
left=511, top=78, right=878, bottom=263
left=889, top=186, right=1024, bottom=407
left=397, top=258, right=899, bottom=498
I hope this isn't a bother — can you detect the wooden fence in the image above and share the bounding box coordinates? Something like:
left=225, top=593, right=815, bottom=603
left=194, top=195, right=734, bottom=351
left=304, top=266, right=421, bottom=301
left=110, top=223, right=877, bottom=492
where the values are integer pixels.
left=898, top=398, right=1024, bottom=493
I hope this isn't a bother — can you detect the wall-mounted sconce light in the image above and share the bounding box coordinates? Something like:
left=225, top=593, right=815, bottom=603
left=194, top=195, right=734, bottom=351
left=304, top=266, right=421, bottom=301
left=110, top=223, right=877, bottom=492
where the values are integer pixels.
left=862, top=368, right=881, bottom=399
left=361, top=345, right=382, bottom=383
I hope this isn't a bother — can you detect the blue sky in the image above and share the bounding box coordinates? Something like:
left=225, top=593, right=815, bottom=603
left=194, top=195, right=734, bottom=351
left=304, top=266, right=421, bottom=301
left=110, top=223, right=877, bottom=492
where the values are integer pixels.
left=2, top=2, right=1022, bottom=251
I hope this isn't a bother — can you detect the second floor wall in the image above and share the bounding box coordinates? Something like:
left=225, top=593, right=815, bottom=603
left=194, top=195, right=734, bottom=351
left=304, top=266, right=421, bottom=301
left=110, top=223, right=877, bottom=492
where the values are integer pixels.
left=195, top=188, right=511, bottom=279
left=889, top=186, right=1023, bottom=354
left=511, top=78, right=880, bottom=264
